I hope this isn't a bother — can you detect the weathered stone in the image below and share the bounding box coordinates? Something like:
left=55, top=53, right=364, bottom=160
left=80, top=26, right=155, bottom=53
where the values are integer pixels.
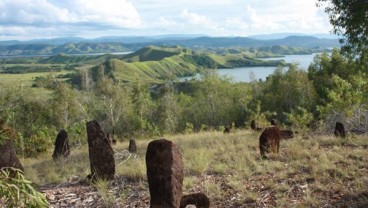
left=52, top=129, right=70, bottom=160
left=0, top=121, right=23, bottom=176
left=334, top=121, right=346, bottom=138
left=128, top=139, right=137, bottom=153
left=270, top=119, right=276, bottom=125
left=280, top=130, right=294, bottom=140
left=250, top=120, right=256, bottom=130
left=86, top=120, right=115, bottom=181
left=259, top=125, right=281, bottom=159
left=223, top=126, right=230, bottom=134
left=180, top=193, right=210, bottom=208
left=146, top=138, right=183, bottom=208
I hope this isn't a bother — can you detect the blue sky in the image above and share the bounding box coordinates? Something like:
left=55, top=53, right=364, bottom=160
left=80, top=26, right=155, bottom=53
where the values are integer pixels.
left=0, top=0, right=332, bottom=40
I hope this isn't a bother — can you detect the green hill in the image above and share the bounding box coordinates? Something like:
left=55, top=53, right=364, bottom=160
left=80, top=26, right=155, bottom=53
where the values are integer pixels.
left=87, top=46, right=286, bottom=83
left=123, top=45, right=187, bottom=62
left=39, top=53, right=124, bottom=65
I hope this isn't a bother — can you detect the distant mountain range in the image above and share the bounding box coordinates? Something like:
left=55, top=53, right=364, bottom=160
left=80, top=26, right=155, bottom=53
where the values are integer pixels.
left=248, top=33, right=339, bottom=40
left=0, top=34, right=340, bottom=56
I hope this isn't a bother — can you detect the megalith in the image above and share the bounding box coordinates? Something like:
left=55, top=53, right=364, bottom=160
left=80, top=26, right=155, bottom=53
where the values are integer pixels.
left=86, top=120, right=115, bottom=181
left=334, top=121, right=346, bottom=138
left=180, top=193, right=210, bottom=208
left=223, top=126, right=230, bottom=134
left=0, top=121, right=23, bottom=177
left=128, top=139, right=137, bottom=153
left=146, top=138, right=184, bottom=208
left=52, top=129, right=70, bottom=160
left=259, top=125, right=281, bottom=159
left=250, top=120, right=256, bottom=130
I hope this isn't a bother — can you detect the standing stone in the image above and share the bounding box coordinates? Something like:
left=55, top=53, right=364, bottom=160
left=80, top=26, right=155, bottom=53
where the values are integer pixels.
left=0, top=121, right=23, bottom=177
left=223, top=126, right=230, bottom=134
left=86, top=120, right=115, bottom=181
left=259, top=125, right=281, bottom=159
left=250, top=120, right=256, bottom=130
left=334, top=121, right=346, bottom=138
left=180, top=193, right=210, bottom=208
left=146, top=139, right=183, bottom=208
left=128, top=139, right=137, bottom=153
left=52, top=129, right=70, bottom=160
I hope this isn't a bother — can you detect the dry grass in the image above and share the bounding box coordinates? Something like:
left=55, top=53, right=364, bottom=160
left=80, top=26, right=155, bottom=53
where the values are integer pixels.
left=23, top=129, right=368, bottom=207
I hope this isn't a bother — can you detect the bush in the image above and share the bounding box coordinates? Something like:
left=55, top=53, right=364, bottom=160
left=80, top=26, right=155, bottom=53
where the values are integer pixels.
left=0, top=168, right=48, bottom=208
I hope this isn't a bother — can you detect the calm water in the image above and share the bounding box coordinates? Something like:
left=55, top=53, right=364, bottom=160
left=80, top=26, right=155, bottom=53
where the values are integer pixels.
left=181, top=53, right=319, bottom=82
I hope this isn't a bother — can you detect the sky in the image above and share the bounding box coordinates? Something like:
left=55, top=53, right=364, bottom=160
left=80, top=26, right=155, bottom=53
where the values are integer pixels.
left=0, top=0, right=333, bottom=40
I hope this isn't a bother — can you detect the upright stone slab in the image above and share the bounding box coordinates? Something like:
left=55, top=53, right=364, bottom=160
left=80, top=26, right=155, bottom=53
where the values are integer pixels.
left=334, top=121, right=346, bottom=138
left=0, top=123, right=23, bottom=177
left=128, top=139, right=137, bottom=153
left=180, top=193, right=210, bottom=208
left=250, top=120, right=256, bottom=130
left=146, top=139, right=183, bottom=208
left=86, top=120, right=115, bottom=181
left=52, top=129, right=70, bottom=160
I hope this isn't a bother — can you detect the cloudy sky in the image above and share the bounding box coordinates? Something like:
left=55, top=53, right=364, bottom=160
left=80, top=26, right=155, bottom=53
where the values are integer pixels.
left=0, top=0, right=332, bottom=40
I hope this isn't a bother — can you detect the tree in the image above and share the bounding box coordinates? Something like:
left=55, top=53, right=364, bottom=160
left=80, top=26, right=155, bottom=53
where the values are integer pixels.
left=94, top=78, right=133, bottom=137
left=317, top=0, right=368, bottom=62
left=258, top=64, right=317, bottom=123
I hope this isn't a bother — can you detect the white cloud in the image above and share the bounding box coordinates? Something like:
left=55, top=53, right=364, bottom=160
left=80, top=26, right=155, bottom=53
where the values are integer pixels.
left=0, top=0, right=71, bottom=24
left=180, top=9, right=220, bottom=31
left=0, top=0, right=142, bottom=28
left=0, top=0, right=332, bottom=40
left=156, top=17, right=178, bottom=27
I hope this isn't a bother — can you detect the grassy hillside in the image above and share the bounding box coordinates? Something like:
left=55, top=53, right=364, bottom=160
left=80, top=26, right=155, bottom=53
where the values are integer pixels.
left=123, top=45, right=186, bottom=62
left=39, top=53, right=124, bottom=65
left=88, top=46, right=285, bottom=82
left=24, top=129, right=368, bottom=207
left=0, top=42, right=129, bottom=56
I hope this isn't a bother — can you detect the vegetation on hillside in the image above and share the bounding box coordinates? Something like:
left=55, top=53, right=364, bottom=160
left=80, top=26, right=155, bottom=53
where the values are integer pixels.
left=0, top=47, right=367, bottom=159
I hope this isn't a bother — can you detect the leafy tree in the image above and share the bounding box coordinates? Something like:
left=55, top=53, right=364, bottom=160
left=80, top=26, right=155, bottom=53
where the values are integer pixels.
left=50, top=83, right=82, bottom=129
left=317, top=0, right=368, bottom=62
left=187, top=71, right=251, bottom=129
left=317, top=74, right=364, bottom=117
left=259, top=64, right=316, bottom=123
left=131, top=78, right=156, bottom=135
left=155, top=85, right=179, bottom=134
left=94, top=77, right=134, bottom=137
left=308, top=50, right=368, bottom=118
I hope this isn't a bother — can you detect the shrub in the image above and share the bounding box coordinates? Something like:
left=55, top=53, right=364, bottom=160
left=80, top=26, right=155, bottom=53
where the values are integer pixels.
left=0, top=168, right=48, bottom=208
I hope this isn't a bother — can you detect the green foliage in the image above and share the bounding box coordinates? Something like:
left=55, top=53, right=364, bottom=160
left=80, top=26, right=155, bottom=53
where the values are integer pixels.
left=257, top=64, right=316, bottom=123
left=308, top=50, right=368, bottom=119
left=94, top=179, right=115, bottom=207
left=0, top=168, right=48, bottom=208
left=20, top=126, right=54, bottom=157
left=285, top=107, right=314, bottom=130
left=317, top=75, right=364, bottom=117
left=317, top=0, right=368, bottom=61
left=184, top=122, right=194, bottom=134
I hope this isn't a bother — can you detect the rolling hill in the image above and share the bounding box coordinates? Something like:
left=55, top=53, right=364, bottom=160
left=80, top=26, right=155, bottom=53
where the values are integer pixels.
left=84, top=46, right=286, bottom=83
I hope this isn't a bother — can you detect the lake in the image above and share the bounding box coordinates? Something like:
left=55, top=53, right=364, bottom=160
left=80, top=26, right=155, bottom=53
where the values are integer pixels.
left=181, top=53, right=319, bottom=82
